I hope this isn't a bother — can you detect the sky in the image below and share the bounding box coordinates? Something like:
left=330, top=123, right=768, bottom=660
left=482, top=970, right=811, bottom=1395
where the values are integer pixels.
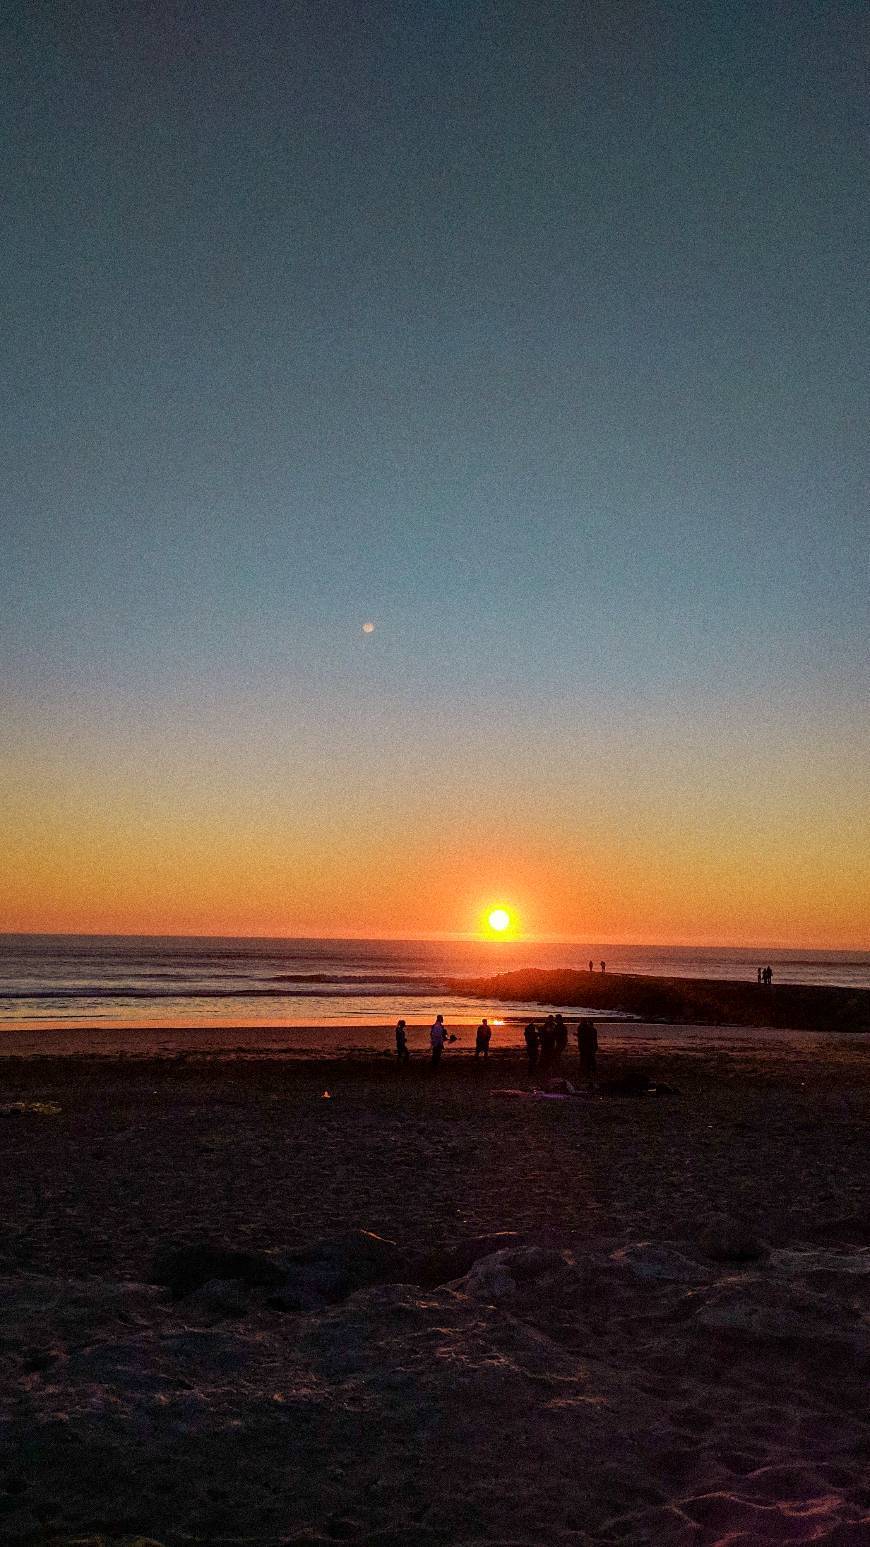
left=1, top=0, right=868, bottom=946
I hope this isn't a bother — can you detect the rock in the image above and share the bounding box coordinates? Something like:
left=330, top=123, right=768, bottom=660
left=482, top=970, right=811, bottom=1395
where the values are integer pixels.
left=345, top=1281, right=420, bottom=1310
left=417, top=1231, right=528, bottom=1286
left=460, top=1246, right=568, bottom=1301
left=697, top=1217, right=767, bottom=1263
left=461, top=1256, right=516, bottom=1300
left=610, top=1243, right=711, bottom=1282
left=149, top=1243, right=285, bottom=1299
left=695, top=1280, right=870, bottom=1355
left=768, top=1248, right=870, bottom=1277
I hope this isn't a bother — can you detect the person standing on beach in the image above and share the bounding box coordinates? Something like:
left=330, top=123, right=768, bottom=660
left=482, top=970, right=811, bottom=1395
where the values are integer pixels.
left=588, top=960, right=594, bottom=973
left=395, top=1019, right=409, bottom=1064
left=576, top=1018, right=598, bottom=1084
left=430, top=1014, right=446, bottom=1067
left=474, top=1018, right=492, bottom=1060
left=554, top=1014, right=568, bottom=1069
left=539, top=1016, right=556, bottom=1076
left=524, top=1021, right=539, bottom=1072
left=600, top=960, right=606, bottom=973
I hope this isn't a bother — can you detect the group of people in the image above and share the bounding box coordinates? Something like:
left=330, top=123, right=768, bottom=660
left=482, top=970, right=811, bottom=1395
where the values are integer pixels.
left=757, top=965, right=775, bottom=985
left=393, top=1012, right=599, bottom=1081
left=394, top=1014, right=458, bottom=1066
left=523, top=1014, right=598, bottom=1080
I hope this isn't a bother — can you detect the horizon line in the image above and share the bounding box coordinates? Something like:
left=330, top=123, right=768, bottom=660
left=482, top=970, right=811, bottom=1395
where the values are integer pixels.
left=0, top=930, right=867, bottom=953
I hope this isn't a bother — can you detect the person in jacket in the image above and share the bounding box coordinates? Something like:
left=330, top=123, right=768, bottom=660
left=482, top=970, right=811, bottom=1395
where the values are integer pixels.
left=523, top=1021, right=539, bottom=1073
left=474, top=1018, right=492, bottom=1060
left=576, top=1018, right=598, bottom=1084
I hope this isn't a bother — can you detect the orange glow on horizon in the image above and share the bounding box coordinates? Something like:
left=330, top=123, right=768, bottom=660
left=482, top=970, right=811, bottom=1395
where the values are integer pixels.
left=1, top=701, right=867, bottom=949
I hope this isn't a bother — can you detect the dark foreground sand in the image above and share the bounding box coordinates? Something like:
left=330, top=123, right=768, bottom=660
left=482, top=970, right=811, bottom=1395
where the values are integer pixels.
left=1, top=1026, right=868, bottom=1545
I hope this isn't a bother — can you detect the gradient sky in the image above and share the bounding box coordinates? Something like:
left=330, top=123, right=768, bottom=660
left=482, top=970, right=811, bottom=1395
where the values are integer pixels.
left=2, top=0, right=868, bottom=945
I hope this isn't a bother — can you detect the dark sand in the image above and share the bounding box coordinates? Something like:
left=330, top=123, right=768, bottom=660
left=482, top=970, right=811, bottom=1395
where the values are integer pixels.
left=1, top=1026, right=868, bottom=1545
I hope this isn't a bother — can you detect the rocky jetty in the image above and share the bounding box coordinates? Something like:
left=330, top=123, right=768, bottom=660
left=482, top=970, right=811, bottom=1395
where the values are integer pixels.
left=447, top=967, right=870, bottom=1032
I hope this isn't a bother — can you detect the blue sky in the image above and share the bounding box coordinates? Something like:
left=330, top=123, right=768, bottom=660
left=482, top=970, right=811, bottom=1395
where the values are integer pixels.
left=1, top=0, right=867, bottom=942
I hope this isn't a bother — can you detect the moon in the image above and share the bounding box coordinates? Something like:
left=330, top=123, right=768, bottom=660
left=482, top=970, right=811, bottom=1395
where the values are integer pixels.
left=362, top=621, right=375, bottom=634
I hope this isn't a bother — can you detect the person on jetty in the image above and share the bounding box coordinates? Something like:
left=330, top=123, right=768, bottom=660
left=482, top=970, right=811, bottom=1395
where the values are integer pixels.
left=524, top=1020, right=539, bottom=1072
left=395, top=1019, right=409, bottom=1064
left=474, top=1018, right=492, bottom=1060
left=430, top=1014, right=446, bottom=1067
left=576, top=1018, right=598, bottom=1084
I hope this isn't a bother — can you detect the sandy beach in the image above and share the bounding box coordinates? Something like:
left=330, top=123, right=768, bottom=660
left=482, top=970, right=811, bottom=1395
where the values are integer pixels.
left=1, top=1023, right=868, bottom=1545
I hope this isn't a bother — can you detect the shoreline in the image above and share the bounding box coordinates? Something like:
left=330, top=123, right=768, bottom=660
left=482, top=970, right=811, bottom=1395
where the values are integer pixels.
left=2, top=1016, right=869, bottom=1059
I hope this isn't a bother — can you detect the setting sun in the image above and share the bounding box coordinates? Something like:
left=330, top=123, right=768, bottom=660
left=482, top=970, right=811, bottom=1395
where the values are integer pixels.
left=476, top=902, right=520, bottom=940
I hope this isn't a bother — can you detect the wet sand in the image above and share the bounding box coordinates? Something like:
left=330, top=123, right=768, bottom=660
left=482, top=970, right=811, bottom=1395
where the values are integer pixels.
left=1, top=1027, right=868, bottom=1544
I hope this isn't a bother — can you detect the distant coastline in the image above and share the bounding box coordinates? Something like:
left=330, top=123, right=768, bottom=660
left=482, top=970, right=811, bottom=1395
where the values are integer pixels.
left=448, top=968, right=870, bottom=1034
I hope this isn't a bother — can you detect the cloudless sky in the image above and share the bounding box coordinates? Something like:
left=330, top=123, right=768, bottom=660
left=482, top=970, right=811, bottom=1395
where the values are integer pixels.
left=2, top=0, right=868, bottom=944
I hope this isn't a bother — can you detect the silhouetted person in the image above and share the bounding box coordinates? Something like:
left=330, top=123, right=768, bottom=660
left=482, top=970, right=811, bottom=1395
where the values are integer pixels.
left=576, top=1019, right=598, bottom=1083
left=764, top=965, right=773, bottom=985
left=430, top=1015, right=445, bottom=1067
left=539, top=1015, right=557, bottom=1075
left=395, top=1019, right=409, bottom=1063
left=757, top=967, right=763, bottom=983
left=524, top=1021, right=539, bottom=1072
left=475, top=1018, right=492, bottom=1060
left=553, top=1013, right=568, bottom=1068
left=588, top=960, right=594, bottom=973
left=600, top=960, right=606, bottom=973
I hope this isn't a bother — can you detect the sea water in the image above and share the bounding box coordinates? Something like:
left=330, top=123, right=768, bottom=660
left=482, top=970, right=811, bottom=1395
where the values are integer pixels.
left=1, top=935, right=868, bottom=1033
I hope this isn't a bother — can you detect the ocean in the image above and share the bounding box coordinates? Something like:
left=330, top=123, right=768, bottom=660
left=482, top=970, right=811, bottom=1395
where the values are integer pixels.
left=1, top=935, right=869, bottom=1034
